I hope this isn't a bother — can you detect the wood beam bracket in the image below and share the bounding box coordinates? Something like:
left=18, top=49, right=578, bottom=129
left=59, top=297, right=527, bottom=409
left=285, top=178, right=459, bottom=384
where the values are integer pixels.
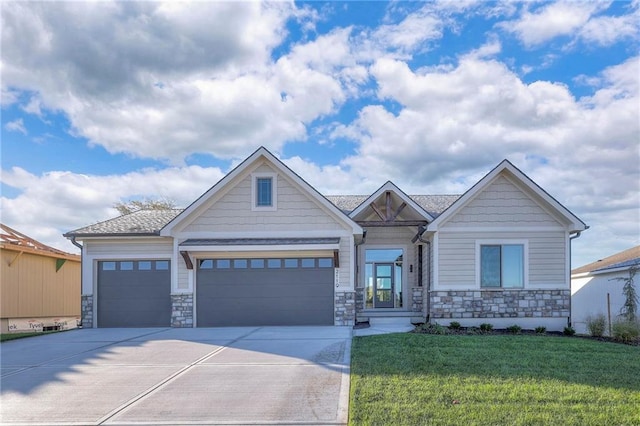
left=180, top=251, right=193, bottom=270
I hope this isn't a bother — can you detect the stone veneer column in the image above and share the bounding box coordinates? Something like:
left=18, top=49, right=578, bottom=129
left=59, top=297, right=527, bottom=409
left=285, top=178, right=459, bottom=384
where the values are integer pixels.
left=171, top=293, right=194, bottom=327
left=354, top=287, right=365, bottom=315
left=81, top=295, right=93, bottom=328
left=335, top=291, right=355, bottom=326
left=411, top=287, right=424, bottom=313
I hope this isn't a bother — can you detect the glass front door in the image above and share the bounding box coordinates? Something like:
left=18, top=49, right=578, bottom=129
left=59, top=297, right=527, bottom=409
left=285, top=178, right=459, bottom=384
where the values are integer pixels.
left=365, top=249, right=403, bottom=309
left=374, top=263, right=394, bottom=308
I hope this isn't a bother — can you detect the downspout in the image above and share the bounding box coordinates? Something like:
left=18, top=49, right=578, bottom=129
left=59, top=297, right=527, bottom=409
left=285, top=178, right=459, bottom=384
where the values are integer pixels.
left=568, top=227, right=588, bottom=328
left=70, top=236, right=84, bottom=328
left=354, top=230, right=367, bottom=321
left=413, top=226, right=431, bottom=323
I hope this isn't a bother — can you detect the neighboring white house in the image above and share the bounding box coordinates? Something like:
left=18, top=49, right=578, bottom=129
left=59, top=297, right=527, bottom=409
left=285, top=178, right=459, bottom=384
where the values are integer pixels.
left=571, top=246, right=640, bottom=335
left=65, top=147, right=587, bottom=331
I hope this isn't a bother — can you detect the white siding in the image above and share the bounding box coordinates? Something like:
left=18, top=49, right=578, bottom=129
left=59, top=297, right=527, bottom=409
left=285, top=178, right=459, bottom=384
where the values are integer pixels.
left=183, top=163, right=344, bottom=233
left=437, top=231, right=567, bottom=289
left=572, top=271, right=628, bottom=335
left=443, top=176, right=562, bottom=228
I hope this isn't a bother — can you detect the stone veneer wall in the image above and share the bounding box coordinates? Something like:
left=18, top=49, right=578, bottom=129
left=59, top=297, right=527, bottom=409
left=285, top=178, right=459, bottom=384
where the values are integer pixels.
left=430, top=290, right=570, bottom=319
left=411, top=287, right=424, bottom=314
left=335, top=291, right=355, bottom=326
left=354, top=287, right=365, bottom=315
left=81, top=294, right=93, bottom=328
left=171, top=293, right=194, bottom=327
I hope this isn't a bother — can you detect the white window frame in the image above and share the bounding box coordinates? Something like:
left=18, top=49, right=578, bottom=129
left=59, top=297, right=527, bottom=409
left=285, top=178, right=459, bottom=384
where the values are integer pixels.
left=251, top=172, right=277, bottom=211
left=475, top=239, right=528, bottom=289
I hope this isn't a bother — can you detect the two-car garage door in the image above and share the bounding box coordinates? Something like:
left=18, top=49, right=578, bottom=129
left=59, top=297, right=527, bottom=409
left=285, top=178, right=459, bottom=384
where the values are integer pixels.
left=97, top=257, right=335, bottom=327
left=196, top=257, right=335, bottom=327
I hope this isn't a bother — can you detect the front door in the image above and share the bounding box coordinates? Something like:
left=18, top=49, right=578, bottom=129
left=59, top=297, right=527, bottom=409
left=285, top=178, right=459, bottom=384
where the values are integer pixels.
left=374, top=263, right=394, bottom=308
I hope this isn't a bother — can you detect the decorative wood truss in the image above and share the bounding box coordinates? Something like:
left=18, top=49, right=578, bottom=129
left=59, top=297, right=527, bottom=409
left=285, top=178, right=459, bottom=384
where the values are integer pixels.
left=356, top=191, right=428, bottom=227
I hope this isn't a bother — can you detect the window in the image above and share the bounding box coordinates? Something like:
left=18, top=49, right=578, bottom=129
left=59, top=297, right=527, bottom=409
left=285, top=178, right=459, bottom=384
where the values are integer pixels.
left=251, top=173, right=277, bottom=211
left=301, top=258, right=315, bottom=268
left=479, top=243, right=525, bottom=288
left=156, top=260, right=169, bottom=270
left=250, top=259, right=265, bottom=268
left=256, top=178, right=272, bottom=206
left=267, top=259, right=281, bottom=268
left=284, top=259, right=298, bottom=268
left=199, top=259, right=213, bottom=269
left=233, top=259, right=248, bottom=269
left=216, top=259, right=231, bottom=269
left=102, top=262, right=116, bottom=271
left=138, top=261, right=152, bottom=270
left=120, top=261, right=133, bottom=271
left=318, top=258, right=333, bottom=268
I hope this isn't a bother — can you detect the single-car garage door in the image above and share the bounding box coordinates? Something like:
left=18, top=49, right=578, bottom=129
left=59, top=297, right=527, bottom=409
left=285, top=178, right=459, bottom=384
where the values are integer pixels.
left=97, top=260, right=171, bottom=327
left=196, top=257, right=334, bottom=327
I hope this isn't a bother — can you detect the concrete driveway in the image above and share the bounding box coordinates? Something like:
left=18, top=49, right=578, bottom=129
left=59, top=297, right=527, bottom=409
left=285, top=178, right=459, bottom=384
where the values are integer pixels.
left=0, top=326, right=352, bottom=425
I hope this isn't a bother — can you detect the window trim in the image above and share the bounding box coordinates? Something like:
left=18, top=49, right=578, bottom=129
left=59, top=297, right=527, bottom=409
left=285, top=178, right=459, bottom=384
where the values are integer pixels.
left=251, top=172, right=277, bottom=211
left=475, top=239, right=528, bottom=289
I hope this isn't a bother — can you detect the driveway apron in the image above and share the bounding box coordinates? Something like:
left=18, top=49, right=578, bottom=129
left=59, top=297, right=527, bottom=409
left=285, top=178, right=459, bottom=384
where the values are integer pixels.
left=0, top=326, right=352, bottom=425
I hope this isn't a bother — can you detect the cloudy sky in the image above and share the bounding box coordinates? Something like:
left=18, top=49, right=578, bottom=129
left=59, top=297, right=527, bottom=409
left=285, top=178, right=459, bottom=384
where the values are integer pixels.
left=1, top=0, right=638, bottom=268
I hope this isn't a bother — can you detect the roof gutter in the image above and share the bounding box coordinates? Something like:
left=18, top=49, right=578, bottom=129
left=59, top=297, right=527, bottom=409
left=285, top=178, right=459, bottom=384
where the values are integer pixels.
left=70, top=236, right=83, bottom=250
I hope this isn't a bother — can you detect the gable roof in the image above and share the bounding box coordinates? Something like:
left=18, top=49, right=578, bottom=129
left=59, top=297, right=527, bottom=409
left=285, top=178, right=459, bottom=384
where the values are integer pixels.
left=427, top=159, right=588, bottom=232
left=160, top=146, right=363, bottom=236
left=572, top=245, right=640, bottom=275
left=64, top=209, right=182, bottom=237
left=326, top=194, right=459, bottom=217
left=347, top=181, right=435, bottom=222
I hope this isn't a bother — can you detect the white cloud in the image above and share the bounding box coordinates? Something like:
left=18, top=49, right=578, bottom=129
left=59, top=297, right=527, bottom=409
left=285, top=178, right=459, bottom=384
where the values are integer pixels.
left=4, top=118, right=26, bottom=134
left=500, top=1, right=609, bottom=47
left=1, top=165, right=226, bottom=252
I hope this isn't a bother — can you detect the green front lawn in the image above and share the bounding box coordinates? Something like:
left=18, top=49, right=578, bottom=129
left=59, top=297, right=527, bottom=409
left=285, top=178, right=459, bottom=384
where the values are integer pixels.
left=349, top=334, right=640, bottom=425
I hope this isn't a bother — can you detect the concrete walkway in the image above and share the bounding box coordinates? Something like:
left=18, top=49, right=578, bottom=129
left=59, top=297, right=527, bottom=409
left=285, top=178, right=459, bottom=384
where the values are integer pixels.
left=0, top=326, right=351, bottom=425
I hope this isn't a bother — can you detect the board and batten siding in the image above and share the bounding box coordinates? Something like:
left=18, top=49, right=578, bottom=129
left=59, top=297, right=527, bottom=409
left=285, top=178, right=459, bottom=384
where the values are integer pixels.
left=183, top=163, right=345, bottom=233
left=444, top=175, right=563, bottom=227
left=436, top=231, right=567, bottom=289
left=1, top=249, right=80, bottom=319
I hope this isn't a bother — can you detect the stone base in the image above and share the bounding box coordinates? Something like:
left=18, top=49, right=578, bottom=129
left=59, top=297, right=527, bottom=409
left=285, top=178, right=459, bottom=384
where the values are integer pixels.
left=81, top=294, right=93, bottom=328
left=171, top=293, right=194, bottom=327
left=335, top=291, right=355, bottom=326
left=430, top=289, right=570, bottom=319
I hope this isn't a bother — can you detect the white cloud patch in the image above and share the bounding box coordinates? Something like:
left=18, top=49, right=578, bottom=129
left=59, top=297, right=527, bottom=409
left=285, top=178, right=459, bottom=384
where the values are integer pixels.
left=4, top=118, right=26, bottom=134
left=1, top=165, right=226, bottom=252
left=500, top=1, right=610, bottom=47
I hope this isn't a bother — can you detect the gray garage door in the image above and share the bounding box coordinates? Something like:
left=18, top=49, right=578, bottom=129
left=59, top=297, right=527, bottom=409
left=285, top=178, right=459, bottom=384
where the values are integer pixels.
left=97, top=260, right=171, bottom=327
left=196, top=257, right=334, bottom=327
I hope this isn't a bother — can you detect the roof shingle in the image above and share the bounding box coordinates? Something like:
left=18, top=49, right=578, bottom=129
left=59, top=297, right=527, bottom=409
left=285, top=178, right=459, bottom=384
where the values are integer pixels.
left=65, top=195, right=461, bottom=237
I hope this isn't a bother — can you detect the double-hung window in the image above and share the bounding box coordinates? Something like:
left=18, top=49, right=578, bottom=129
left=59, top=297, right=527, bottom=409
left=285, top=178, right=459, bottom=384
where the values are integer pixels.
left=478, top=242, right=526, bottom=288
left=251, top=173, right=277, bottom=211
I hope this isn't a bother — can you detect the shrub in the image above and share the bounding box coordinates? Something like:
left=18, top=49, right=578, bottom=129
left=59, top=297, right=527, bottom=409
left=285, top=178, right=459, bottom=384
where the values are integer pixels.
left=449, top=321, right=462, bottom=330
left=466, top=326, right=481, bottom=335
left=416, top=323, right=450, bottom=335
left=479, top=323, right=493, bottom=333
left=611, top=320, right=640, bottom=343
left=535, top=326, right=546, bottom=334
left=586, top=313, right=607, bottom=337
left=506, top=324, right=522, bottom=334
left=563, top=326, right=576, bottom=336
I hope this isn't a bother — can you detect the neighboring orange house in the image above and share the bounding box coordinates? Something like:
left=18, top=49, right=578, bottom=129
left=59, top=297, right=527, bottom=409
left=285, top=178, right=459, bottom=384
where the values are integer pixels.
left=1, top=224, right=81, bottom=333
